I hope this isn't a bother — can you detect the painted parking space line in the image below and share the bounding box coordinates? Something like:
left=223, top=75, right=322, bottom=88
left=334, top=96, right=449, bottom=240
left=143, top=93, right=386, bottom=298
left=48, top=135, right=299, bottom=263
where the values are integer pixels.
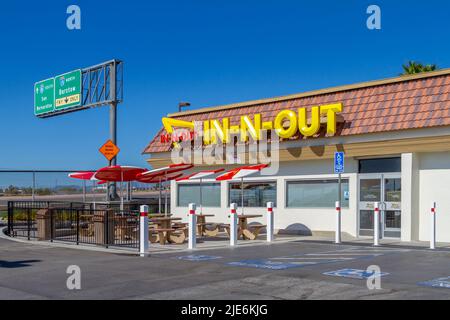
left=418, top=276, right=450, bottom=289
left=227, top=259, right=311, bottom=270
left=177, top=255, right=223, bottom=261
left=226, top=246, right=410, bottom=270
left=323, top=268, right=390, bottom=280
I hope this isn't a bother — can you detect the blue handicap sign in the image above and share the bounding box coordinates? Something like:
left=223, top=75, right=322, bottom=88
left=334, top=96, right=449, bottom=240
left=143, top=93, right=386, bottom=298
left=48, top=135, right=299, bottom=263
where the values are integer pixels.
left=323, top=268, right=389, bottom=280
left=334, top=152, right=345, bottom=173
left=227, top=259, right=302, bottom=270
left=418, top=277, right=450, bottom=289
left=177, top=255, right=222, bottom=261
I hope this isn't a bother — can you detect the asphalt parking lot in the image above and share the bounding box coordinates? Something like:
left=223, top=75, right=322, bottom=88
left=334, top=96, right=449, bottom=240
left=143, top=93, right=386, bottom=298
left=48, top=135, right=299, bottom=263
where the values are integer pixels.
left=1, top=237, right=449, bottom=300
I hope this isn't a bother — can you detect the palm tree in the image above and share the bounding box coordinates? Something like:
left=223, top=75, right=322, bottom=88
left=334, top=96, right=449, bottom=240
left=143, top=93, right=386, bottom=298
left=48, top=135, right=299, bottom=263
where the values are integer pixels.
left=401, top=61, right=438, bottom=75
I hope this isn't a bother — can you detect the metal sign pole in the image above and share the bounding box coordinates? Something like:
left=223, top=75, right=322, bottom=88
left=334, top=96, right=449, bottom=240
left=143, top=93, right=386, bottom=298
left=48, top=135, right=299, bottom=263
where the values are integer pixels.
left=108, top=60, right=118, bottom=202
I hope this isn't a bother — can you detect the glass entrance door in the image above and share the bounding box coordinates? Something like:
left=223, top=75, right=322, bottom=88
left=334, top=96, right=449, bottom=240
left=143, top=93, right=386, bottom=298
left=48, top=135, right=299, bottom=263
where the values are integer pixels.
left=358, top=174, right=401, bottom=238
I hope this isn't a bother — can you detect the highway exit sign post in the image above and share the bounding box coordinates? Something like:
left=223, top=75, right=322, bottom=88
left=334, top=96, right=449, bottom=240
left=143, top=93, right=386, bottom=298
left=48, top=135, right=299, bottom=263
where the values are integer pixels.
left=34, top=60, right=124, bottom=201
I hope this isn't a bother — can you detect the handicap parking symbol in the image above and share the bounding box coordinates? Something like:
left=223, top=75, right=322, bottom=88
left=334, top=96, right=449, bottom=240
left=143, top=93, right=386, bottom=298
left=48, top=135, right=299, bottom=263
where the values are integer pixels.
left=177, top=255, right=222, bottom=261
left=418, top=276, right=450, bottom=289
left=323, top=268, right=389, bottom=280
left=227, top=259, right=302, bottom=270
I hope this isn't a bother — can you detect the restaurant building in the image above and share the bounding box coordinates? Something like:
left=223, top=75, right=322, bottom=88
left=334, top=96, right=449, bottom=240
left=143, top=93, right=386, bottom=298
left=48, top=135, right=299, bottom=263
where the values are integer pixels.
left=143, top=69, right=450, bottom=243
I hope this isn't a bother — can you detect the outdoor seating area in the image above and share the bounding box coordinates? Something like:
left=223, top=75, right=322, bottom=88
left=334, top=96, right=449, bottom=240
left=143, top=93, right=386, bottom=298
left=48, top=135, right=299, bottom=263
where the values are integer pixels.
left=6, top=164, right=276, bottom=251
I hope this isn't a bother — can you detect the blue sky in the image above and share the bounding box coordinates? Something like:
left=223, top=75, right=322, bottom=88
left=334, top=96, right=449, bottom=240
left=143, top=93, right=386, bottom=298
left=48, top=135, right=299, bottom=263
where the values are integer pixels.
left=0, top=0, right=449, bottom=170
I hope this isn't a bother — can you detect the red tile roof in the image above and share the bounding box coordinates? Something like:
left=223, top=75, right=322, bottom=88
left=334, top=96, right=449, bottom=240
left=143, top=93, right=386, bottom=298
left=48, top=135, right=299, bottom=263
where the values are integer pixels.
left=143, top=70, right=450, bottom=154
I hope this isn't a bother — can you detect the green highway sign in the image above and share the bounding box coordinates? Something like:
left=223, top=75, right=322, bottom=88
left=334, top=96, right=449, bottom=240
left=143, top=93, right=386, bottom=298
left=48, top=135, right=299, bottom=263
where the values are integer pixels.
left=54, top=70, right=82, bottom=110
left=34, top=78, right=55, bottom=116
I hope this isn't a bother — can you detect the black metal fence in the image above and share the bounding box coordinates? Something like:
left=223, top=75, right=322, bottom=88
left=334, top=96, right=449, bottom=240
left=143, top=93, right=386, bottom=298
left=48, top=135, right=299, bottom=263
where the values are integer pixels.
left=6, top=201, right=139, bottom=249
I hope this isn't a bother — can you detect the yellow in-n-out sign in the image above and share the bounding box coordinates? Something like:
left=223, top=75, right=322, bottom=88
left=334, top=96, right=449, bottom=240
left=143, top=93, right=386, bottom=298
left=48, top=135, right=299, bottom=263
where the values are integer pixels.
left=161, top=102, right=343, bottom=145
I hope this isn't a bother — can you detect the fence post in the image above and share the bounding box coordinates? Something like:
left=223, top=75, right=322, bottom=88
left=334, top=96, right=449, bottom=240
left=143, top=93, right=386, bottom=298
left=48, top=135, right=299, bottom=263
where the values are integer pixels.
left=230, top=203, right=238, bottom=246
left=188, top=203, right=197, bottom=250
left=76, top=209, right=80, bottom=245
left=374, top=202, right=380, bottom=246
left=104, top=210, right=109, bottom=248
left=139, top=205, right=149, bottom=257
left=7, top=202, right=11, bottom=236
left=266, top=202, right=274, bottom=242
left=27, top=208, right=31, bottom=241
left=50, top=209, right=54, bottom=242
left=335, top=201, right=341, bottom=244
left=430, top=201, right=436, bottom=250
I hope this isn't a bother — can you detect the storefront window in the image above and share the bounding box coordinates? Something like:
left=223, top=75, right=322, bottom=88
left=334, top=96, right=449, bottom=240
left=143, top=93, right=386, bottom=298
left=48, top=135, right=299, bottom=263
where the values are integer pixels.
left=385, top=178, right=401, bottom=202
left=360, top=179, right=381, bottom=202
left=286, top=179, right=349, bottom=208
left=177, top=183, right=221, bottom=207
left=229, top=182, right=276, bottom=207
left=359, top=157, right=401, bottom=173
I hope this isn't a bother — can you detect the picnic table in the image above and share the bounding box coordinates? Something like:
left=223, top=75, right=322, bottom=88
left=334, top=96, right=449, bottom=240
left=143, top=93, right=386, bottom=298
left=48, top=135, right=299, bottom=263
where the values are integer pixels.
left=222, top=214, right=265, bottom=240
left=195, top=214, right=220, bottom=236
left=149, top=217, right=183, bottom=245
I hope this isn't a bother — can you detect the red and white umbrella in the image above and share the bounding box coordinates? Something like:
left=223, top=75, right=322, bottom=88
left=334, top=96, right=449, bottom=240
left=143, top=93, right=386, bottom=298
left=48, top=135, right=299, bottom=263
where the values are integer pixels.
left=216, top=164, right=269, bottom=214
left=135, top=163, right=194, bottom=215
left=176, top=169, right=224, bottom=214
left=93, top=165, right=147, bottom=210
left=68, top=171, right=99, bottom=206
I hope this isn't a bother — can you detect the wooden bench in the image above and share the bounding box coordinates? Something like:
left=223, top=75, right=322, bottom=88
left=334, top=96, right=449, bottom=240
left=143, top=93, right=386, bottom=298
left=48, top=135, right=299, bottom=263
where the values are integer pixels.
left=203, top=223, right=220, bottom=237
left=242, top=224, right=266, bottom=240
left=219, top=223, right=231, bottom=236
left=168, top=227, right=188, bottom=244
left=150, top=228, right=175, bottom=245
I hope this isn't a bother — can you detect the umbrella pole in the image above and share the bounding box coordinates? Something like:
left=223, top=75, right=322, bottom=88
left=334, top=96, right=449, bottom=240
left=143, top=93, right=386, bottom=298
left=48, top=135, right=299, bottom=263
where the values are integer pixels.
left=129, top=181, right=132, bottom=200
left=199, top=178, right=203, bottom=215
left=120, top=171, right=124, bottom=213
left=92, top=180, right=96, bottom=210
left=158, top=178, right=162, bottom=214
left=241, top=177, right=244, bottom=215
left=164, top=171, right=168, bottom=217
left=82, top=180, right=86, bottom=203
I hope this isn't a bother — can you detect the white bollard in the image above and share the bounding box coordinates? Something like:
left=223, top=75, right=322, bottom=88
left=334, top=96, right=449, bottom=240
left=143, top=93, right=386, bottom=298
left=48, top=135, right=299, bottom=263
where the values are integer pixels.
left=267, top=202, right=274, bottom=242
left=335, top=201, right=341, bottom=244
left=139, top=205, right=149, bottom=257
left=374, top=202, right=380, bottom=246
left=188, top=203, right=197, bottom=250
left=230, top=203, right=238, bottom=246
left=430, top=202, right=436, bottom=250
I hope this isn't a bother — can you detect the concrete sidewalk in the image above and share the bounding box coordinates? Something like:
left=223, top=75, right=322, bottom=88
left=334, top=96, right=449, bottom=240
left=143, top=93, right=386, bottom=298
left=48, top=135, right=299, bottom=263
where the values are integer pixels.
left=2, top=227, right=450, bottom=256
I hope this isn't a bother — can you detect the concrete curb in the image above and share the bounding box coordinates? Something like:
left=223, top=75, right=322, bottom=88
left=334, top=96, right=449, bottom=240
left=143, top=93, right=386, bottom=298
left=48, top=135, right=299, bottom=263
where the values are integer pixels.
left=0, top=227, right=139, bottom=255
left=2, top=226, right=448, bottom=256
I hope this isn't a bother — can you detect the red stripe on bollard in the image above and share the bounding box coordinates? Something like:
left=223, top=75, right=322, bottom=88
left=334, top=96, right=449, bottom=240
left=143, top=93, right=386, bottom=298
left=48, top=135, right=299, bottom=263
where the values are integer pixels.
left=140, top=212, right=147, bottom=217
left=268, top=208, right=273, bottom=212
left=231, top=209, right=236, bottom=214
left=336, top=207, right=340, bottom=211
left=431, top=208, right=435, bottom=213
left=189, top=210, right=195, bottom=214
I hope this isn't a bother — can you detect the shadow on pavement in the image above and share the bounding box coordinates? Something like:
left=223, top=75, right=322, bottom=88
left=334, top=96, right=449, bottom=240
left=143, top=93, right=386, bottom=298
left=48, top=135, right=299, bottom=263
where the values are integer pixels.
left=0, top=259, right=41, bottom=268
